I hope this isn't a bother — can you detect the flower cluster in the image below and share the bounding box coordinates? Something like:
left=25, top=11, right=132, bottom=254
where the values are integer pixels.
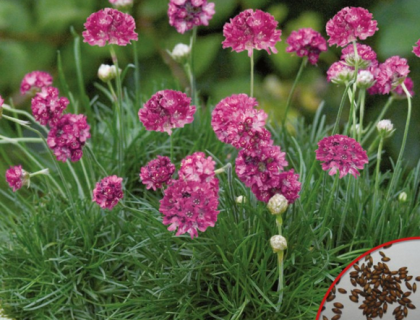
left=20, top=71, right=53, bottom=96
left=5, top=165, right=28, bottom=192
left=83, top=8, right=138, bottom=47
left=286, top=28, right=327, bottom=65
left=47, top=114, right=91, bottom=162
left=92, top=175, right=124, bottom=210
left=140, top=156, right=176, bottom=191
left=158, top=152, right=220, bottom=238
left=392, top=77, right=414, bottom=98
left=138, top=89, right=196, bottom=135
left=168, top=0, right=215, bottom=34
left=341, top=43, right=378, bottom=69
left=413, top=39, right=420, bottom=58
left=211, top=94, right=271, bottom=151
left=222, top=9, right=282, bottom=57
left=31, top=87, right=69, bottom=126
left=326, top=7, right=378, bottom=47
left=315, top=135, right=368, bottom=179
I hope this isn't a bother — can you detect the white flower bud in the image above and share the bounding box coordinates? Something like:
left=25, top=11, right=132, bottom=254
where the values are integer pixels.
left=398, top=192, right=408, bottom=202
left=270, top=235, right=287, bottom=253
left=109, top=0, right=133, bottom=10
left=235, top=195, right=247, bottom=204
left=377, top=120, right=393, bottom=133
left=267, top=194, right=288, bottom=215
left=98, top=64, right=119, bottom=82
left=351, top=124, right=361, bottom=135
left=169, top=43, right=191, bottom=63
left=357, top=70, right=375, bottom=89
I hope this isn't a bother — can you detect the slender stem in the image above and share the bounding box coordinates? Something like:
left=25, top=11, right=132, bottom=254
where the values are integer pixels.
left=29, top=168, right=49, bottom=177
left=0, top=137, right=42, bottom=144
left=362, top=97, right=394, bottom=145
left=80, top=157, right=92, bottom=195
left=337, top=178, right=352, bottom=244
left=190, top=27, right=198, bottom=106
left=275, top=215, right=284, bottom=311
left=332, top=83, right=351, bottom=135
left=2, top=114, right=30, bottom=127
left=372, top=136, right=384, bottom=218
left=2, top=104, right=49, bottom=135
left=250, top=51, right=254, bottom=98
left=358, top=89, right=366, bottom=142
left=321, top=173, right=340, bottom=237
left=282, top=57, right=307, bottom=127
left=66, top=161, right=84, bottom=200
left=214, top=163, right=232, bottom=175
left=170, top=132, right=174, bottom=161
left=132, top=42, right=141, bottom=108
left=86, top=144, right=108, bottom=177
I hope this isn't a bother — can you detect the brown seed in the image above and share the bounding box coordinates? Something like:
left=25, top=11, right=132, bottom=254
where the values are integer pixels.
left=406, top=275, right=413, bottom=281
left=406, top=282, right=412, bottom=290
left=332, top=286, right=336, bottom=294
left=415, top=276, right=420, bottom=281
left=322, top=316, right=328, bottom=320
left=338, top=288, right=347, bottom=294
left=407, top=303, right=416, bottom=309
left=403, top=292, right=411, bottom=297
left=383, top=302, right=388, bottom=313
left=349, top=295, right=358, bottom=303
left=379, top=251, right=386, bottom=257
left=332, top=308, right=342, bottom=314
left=327, top=294, right=336, bottom=302
left=331, top=315, right=341, bottom=320
left=413, top=282, right=417, bottom=293
left=333, top=302, right=344, bottom=309
left=383, top=243, right=393, bottom=248
left=353, top=264, right=360, bottom=271
left=351, top=278, right=357, bottom=287
left=381, top=257, right=391, bottom=262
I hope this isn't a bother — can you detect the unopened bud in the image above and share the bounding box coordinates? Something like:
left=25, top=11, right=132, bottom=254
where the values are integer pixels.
left=267, top=194, right=288, bottom=215
left=377, top=120, right=394, bottom=137
left=109, top=0, right=133, bottom=10
left=169, top=43, right=191, bottom=63
left=398, top=192, right=407, bottom=203
left=236, top=195, right=247, bottom=204
left=357, top=70, right=375, bottom=89
left=270, top=235, right=287, bottom=253
left=98, top=64, right=120, bottom=83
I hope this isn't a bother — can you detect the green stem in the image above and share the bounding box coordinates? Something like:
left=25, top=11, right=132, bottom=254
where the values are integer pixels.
left=86, top=144, right=108, bottom=177
left=2, top=114, right=30, bottom=127
left=29, top=168, right=49, bottom=177
left=214, top=163, right=232, bottom=175
left=282, top=57, right=307, bottom=127
left=132, top=42, right=141, bottom=108
left=372, top=136, right=384, bottom=217
left=0, top=137, right=42, bottom=144
left=190, top=27, right=198, bottom=106
left=321, top=173, right=340, bottom=237
left=362, top=97, right=394, bottom=145
left=250, top=51, right=254, bottom=98
left=80, top=157, right=92, bottom=196
left=358, top=89, right=366, bottom=142
left=2, top=104, right=49, bottom=134
left=275, top=215, right=284, bottom=311
left=170, top=132, right=174, bottom=161
left=332, top=83, right=351, bottom=135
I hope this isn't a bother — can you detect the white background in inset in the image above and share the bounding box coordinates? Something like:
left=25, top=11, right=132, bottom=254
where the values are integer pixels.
left=321, top=239, right=420, bottom=320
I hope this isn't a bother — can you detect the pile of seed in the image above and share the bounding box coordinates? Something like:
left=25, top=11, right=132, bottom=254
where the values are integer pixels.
left=322, top=246, right=420, bottom=320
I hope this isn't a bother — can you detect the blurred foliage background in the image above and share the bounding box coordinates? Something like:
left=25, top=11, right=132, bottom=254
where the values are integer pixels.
left=1, top=0, right=419, bottom=169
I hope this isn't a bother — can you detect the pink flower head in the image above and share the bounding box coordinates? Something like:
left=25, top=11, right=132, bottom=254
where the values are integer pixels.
left=235, top=144, right=288, bottom=189
left=82, top=8, right=138, bottom=47
left=47, top=114, right=91, bottom=162
left=138, top=89, right=196, bottom=135
left=160, top=179, right=220, bottom=238
left=168, top=0, right=215, bottom=34
left=326, top=7, right=378, bottom=47
left=392, top=77, right=414, bottom=98
left=413, top=39, right=420, bottom=58
left=92, top=175, right=124, bottom=210
left=286, top=28, right=327, bottom=65
left=252, top=169, right=301, bottom=204
left=211, top=93, right=271, bottom=151
left=368, top=56, right=410, bottom=95
left=140, top=156, right=176, bottom=191
left=341, top=43, right=378, bottom=69
left=20, top=71, right=53, bottom=96
left=315, top=134, right=368, bottom=179
left=222, top=9, right=282, bottom=57
left=179, top=152, right=215, bottom=183
left=5, top=165, right=29, bottom=192
left=327, top=61, right=355, bottom=84
left=31, top=87, right=69, bottom=126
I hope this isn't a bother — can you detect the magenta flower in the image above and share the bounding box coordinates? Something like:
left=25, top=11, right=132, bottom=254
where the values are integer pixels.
left=341, top=43, right=377, bottom=68
left=5, top=165, right=29, bottom=192
left=326, top=7, right=378, bottom=47
left=31, top=87, right=69, bottom=126
left=140, top=156, right=176, bottom=191
left=160, top=179, right=220, bottom=238
left=168, top=0, right=215, bottom=34
left=211, top=93, right=271, bottom=151
left=92, top=175, right=124, bottom=210
left=393, top=77, right=414, bottom=98
left=252, top=169, right=301, bottom=204
left=138, top=89, right=196, bottom=135
left=179, top=152, right=215, bottom=183
left=326, top=61, right=355, bottom=84
left=235, top=144, right=288, bottom=189
left=20, top=71, right=53, bottom=96
left=82, top=8, right=138, bottom=47
left=315, top=134, right=368, bottom=179
left=222, top=9, right=282, bottom=57
left=413, top=39, right=420, bottom=58
left=47, top=114, right=91, bottom=162
left=368, top=56, right=410, bottom=95
left=286, top=28, right=327, bottom=65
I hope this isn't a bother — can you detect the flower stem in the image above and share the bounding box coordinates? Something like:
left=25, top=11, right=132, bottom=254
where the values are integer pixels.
left=332, top=83, right=351, bottom=135
left=29, top=168, right=49, bottom=178
left=275, top=215, right=284, bottom=311
left=80, top=157, right=92, bottom=196
left=0, top=136, right=42, bottom=144
left=250, top=51, right=254, bottom=98
left=357, top=89, right=366, bottom=142
left=372, top=136, right=384, bottom=217
left=282, top=57, right=307, bottom=128
left=321, top=173, right=340, bottom=237
left=214, top=163, right=232, bottom=175
left=362, top=96, right=394, bottom=145
left=132, top=42, right=141, bottom=108
left=190, top=27, right=198, bottom=106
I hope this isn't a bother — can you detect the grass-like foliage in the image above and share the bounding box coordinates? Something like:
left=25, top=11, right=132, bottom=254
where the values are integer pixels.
left=1, top=7, right=420, bottom=320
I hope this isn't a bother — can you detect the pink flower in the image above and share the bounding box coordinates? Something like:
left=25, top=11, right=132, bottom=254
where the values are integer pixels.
left=211, top=93, right=271, bottom=151
left=47, top=114, right=91, bottom=162
left=168, top=0, right=215, bottom=34
left=341, top=43, right=378, bottom=69
left=5, top=165, right=29, bottom=192
left=235, top=144, right=288, bottom=189
left=20, top=71, right=53, bottom=96
left=368, top=56, right=410, bottom=95
left=326, top=61, right=355, bottom=84
left=140, top=156, right=176, bottom=191
left=31, top=87, right=69, bottom=126
left=315, top=134, right=368, bottom=179
left=393, top=77, right=414, bottom=98
left=252, top=169, right=301, bottom=204
left=82, top=8, right=138, bottom=47
left=138, top=89, right=196, bottom=135
left=222, top=9, right=282, bottom=57
left=286, top=28, right=327, bottom=65
left=179, top=152, right=215, bottom=183
left=326, top=7, right=378, bottom=47
left=92, top=175, right=124, bottom=210
left=413, top=39, right=420, bottom=58
left=160, top=179, right=220, bottom=238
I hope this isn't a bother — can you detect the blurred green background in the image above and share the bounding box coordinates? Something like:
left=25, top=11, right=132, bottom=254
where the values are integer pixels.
left=1, top=0, right=419, bottom=168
